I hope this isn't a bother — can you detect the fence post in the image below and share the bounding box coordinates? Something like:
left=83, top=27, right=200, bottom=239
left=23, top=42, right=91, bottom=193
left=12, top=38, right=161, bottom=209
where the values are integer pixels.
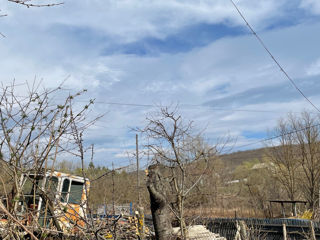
left=239, top=220, right=248, bottom=240
left=310, top=221, right=316, bottom=240
left=282, top=224, right=287, bottom=240
left=235, top=220, right=249, bottom=240
left=234, top=221, right=241, bottom=240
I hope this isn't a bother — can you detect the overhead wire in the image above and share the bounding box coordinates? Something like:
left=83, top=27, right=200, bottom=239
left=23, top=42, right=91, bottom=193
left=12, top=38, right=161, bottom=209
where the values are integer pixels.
left=90, top=107, right=320, bottom=155
left=90, top=121, right=320, bottom=167
left=90, top=101, right=319, bottom=152
left=229, top=0, right=320, bottom=113
left=91, top=165, right=131, bottom=182
left=80, top=100, right=305, bottom=114
left=232, top=122, right=320, bottom=151
left=4, top=2, right=320, bottom=164
left=73, top=1, right=320, bottom=161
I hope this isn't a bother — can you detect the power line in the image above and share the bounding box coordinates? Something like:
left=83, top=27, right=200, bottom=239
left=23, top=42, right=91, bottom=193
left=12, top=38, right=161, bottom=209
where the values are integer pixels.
left=91, top=165, right=130, bottom=182
left=81, top=100, right=304, bottom=114
left=94, top=101, right=154, bottom=108
left=229, top=0, right=320, bottom=113
left=92, top=108, right=320, bottom=154
left=233, top=122, right=320, bottom=150
left=91, top=121, right=320, bottom=161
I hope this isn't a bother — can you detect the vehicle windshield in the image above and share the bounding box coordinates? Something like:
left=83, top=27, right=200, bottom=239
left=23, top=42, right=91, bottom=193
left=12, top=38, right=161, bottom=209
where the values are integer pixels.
left=23, top=175, right=44, bottom=196
left=23, top=175, right=58, bottom=197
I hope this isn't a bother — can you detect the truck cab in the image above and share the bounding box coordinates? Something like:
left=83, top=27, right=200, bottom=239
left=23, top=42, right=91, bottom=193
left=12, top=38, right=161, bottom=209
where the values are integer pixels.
left=17, top=170, right=90, bottom=232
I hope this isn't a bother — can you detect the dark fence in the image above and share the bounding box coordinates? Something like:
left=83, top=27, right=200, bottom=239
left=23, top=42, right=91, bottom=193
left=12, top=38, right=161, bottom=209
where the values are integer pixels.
left=196, top=218, right=320, bottom=240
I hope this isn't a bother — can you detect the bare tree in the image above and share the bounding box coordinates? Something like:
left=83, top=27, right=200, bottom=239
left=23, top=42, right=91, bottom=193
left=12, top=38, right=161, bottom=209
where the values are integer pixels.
left=290, top=112, right=320, bottom=213
left=267, top=111, right=320, bottom=216
left=7, top=0, right=63, bottom=8
left=267, top=118, right=301, bottom=202
left=138, top=106, right=218, bottom=239
left=1, top=0, right=62, bottom=37
left=0, top=81, right=100, bottom=238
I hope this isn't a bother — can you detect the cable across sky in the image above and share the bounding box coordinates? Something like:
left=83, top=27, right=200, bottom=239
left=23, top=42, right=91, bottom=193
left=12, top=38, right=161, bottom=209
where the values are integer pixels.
left=229, top=0, right=320, bottom=113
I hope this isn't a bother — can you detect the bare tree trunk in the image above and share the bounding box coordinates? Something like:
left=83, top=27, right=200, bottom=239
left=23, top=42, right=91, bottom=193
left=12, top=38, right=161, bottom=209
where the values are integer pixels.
left=147, top=164, right=173, bottom=240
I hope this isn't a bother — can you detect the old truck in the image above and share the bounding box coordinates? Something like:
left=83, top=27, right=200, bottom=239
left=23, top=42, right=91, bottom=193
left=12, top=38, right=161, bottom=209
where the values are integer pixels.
left=1, top=170, right=90, bottom=233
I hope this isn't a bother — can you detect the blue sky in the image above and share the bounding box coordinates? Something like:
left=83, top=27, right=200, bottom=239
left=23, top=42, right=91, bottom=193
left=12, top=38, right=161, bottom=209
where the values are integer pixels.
left=1, top=0, right=320, bottom=168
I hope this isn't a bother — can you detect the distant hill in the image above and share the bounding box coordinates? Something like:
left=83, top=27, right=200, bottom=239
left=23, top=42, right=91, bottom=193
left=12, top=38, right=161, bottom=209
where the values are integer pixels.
left=219, top=148, right=268, bottom=170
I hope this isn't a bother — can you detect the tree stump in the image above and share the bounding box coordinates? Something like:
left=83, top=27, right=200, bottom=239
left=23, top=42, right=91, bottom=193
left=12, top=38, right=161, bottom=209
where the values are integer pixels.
left=147, top=164, right=173, bottom=240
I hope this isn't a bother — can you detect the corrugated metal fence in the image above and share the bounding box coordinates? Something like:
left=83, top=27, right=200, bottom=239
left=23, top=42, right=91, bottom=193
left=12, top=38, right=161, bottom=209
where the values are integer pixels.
left=195, top=218, right=320, bottom=240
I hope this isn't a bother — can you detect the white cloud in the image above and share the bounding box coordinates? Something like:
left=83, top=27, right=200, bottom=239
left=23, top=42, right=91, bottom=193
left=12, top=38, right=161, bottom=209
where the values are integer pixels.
left=306, top=58, right=320, bottom=76
left=3, top=0, right=290, bottom=42
left=114, top=150, right=135, bottom=159
left=2, top=1, right=320, bottom=166
left=300, top=0, right=320, bottom=14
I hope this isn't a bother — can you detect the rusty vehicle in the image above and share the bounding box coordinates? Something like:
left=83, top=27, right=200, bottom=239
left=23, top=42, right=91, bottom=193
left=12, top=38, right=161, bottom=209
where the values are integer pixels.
left=1, top=170, right=90, bottom=233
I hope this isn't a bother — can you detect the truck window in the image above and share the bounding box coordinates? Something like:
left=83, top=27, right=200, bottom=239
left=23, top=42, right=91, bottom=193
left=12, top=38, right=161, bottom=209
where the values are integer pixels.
left=61, top=179, right=70, bottom=203
left=23, top=175, right=45, bottom=196
left=69, top=181, right=84, bottom=204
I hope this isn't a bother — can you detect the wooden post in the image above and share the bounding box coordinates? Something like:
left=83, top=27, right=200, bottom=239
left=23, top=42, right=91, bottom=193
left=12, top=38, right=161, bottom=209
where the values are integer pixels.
left=293, top=202, right=297, bottom=217
left=282, top=224, right=287, bottom=240
left=136, top=134, right=140, bottom=205
left=281, top=202, right=285, bottom=218
left=112, top=162, right=117, bottom=239
left=136, top=134, right=144, bottom=239
left=310, top=221, right=316, bottom=240
left=112, top=162, right=115, bottom=216
left=234, top=221, right=241, bottom=240
left=239, top=220, right=248, bottom=240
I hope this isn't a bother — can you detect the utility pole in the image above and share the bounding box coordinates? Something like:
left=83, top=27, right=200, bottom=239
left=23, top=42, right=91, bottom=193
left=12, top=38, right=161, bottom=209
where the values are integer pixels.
left=112, top=162, right=117, bottom=239
left=112, top=162, right=115, bottom=216
left=136, top=134, right=140, bottom=205
left=136, top=134, right=144, bottom=239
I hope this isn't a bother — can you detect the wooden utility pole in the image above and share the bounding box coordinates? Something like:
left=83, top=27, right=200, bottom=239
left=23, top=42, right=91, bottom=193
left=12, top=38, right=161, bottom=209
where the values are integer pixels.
left=136, top=134, right=145, bottom=239
left=112, top=162, right=115, bottom=216
left=112, top=162, right=117, bottom=239
left=136, top=134, right=140, bottom=205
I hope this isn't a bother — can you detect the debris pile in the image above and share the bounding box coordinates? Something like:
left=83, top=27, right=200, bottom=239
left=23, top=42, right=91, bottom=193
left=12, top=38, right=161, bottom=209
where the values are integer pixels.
left=97, top=215, right=153, bottom=239
left=173, top=225, right=226, bottom=240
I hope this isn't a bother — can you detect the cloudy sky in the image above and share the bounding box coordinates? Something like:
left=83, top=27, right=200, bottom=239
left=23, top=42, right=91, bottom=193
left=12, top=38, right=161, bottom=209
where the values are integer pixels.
left=1, top=0, right=320, bottom=168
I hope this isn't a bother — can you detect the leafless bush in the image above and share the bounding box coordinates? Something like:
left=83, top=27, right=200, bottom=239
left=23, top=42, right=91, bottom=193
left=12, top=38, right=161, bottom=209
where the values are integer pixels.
left=0, top=81, right=111, bottom=239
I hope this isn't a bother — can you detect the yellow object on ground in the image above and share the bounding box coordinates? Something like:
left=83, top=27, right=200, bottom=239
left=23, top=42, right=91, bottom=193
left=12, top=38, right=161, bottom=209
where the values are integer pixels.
left=300, top=209, right=313, bottom=219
